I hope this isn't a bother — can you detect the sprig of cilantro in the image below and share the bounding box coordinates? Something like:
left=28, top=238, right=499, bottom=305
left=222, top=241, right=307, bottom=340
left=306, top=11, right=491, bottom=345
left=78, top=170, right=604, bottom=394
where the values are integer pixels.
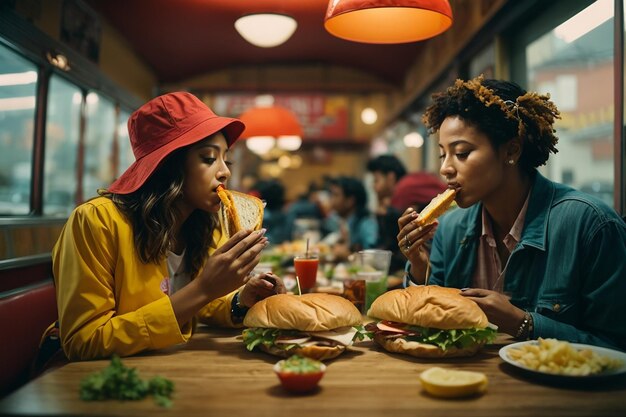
left=79, top=355, right=174, bottom=408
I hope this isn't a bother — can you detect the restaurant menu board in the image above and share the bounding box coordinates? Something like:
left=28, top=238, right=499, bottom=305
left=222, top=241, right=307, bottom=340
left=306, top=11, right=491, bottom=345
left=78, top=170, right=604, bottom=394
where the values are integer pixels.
left=212, top=94, right=349, bottom=141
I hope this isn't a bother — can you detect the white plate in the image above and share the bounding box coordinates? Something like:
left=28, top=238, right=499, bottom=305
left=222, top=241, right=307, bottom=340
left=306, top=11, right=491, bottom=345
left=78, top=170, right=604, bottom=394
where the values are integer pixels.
left=499, top=340, right=626, bottom=382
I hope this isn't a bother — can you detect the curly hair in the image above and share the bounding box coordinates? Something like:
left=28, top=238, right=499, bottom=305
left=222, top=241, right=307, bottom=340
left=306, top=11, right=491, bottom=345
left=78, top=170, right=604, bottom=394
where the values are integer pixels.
left=99, top=147, right=218, bottom=278
left=422, top=76, right=561, bottom=172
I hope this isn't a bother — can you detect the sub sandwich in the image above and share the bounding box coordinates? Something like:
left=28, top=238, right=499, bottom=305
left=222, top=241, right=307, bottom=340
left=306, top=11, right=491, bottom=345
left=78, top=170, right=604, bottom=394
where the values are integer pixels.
left=216, top=184, right=264, bottom=237
left=366, top=286, right=497, bottom=358
left=242, top=293, right=366, bottom=361
left=416, top=188, right=456, bottom=226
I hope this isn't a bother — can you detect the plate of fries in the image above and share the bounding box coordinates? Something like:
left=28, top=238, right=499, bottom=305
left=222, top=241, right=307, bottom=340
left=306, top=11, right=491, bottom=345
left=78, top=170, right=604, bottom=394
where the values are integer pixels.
left=499, top=338, right=626, bottom=381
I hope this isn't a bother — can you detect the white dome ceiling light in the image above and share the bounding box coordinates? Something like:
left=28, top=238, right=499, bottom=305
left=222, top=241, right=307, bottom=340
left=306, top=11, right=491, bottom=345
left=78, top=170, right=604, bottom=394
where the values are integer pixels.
left=361, top=107, right=378, bottom=125
left=245, top=136, right=276, bottom=155
left=403, top=132, right=424, bottom=148
left=235, top=13, right=297, bottom=48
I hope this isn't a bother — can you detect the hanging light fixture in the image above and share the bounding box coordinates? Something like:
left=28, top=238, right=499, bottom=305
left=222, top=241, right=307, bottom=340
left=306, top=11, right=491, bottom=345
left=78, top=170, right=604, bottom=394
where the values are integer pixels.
left=361, top=107, right=378, bottom=125
left=238, top=104, right=304, bottom=156
left=235, top=13, right=298, bottom=48
left=324, top=0, right=453, bottom=44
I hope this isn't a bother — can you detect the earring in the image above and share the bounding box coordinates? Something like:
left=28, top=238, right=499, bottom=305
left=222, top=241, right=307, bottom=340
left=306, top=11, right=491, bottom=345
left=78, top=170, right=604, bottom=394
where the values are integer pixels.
left=508, top=159, right=515, bottom=165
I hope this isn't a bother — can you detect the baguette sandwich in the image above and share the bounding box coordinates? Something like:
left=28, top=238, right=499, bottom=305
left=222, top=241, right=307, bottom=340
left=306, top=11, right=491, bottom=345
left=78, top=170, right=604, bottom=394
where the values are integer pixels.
left=366, top=286, right=497, bottom=358
left=416, top=188, right=456, bottom=226
left=216, top=184, right=264, bottom=237
left=242, top=293, right=367, bottom=361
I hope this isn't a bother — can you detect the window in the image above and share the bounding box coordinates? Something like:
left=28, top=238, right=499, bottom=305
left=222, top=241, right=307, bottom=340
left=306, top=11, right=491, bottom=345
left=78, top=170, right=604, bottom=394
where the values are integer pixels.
left=0, top=44, right=37, bottom=215
left=82, top=92, right=115, bottom=200
left=117, top=109, right=133, bottom=174
left=43, top=75, right=81, bottom=215
left=516, top=0, right=615, bottom=207
left=469, top=41, right=496, bottom=79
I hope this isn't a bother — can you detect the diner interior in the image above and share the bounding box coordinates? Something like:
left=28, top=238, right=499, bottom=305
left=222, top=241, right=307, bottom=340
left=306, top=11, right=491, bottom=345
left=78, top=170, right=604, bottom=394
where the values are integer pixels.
left=0, top=0, right=625, bottom=416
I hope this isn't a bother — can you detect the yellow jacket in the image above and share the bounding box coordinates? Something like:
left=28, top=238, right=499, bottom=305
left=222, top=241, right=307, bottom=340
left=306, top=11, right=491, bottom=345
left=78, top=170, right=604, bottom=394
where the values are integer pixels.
left=52, top=197, right=238, bottom=360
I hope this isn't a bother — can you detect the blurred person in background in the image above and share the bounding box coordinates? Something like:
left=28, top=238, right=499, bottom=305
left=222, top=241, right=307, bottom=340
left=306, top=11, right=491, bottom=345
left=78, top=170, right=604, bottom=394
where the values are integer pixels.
left=324, top=176, right=378, bottom=261
left=42, top=92, right=285, bottom=364
left=398, top=76, right=626, bottom=349
left=255, top=179, right=289, bottom=244
left=366, top=155, right=406, bottom=275
left=367, top=155, right=407, bottom=216
left=285, top=181, right=327, bottom=242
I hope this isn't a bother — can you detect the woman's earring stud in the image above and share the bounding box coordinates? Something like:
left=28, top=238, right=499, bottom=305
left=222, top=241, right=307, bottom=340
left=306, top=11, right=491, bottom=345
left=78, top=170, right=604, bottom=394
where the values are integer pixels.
left=508, top=159, right=515, bottom=165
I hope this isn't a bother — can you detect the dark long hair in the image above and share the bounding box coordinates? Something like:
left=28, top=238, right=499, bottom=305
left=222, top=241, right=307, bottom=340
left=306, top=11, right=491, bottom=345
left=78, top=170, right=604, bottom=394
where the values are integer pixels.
left=100, top=148, right=217, bottom=278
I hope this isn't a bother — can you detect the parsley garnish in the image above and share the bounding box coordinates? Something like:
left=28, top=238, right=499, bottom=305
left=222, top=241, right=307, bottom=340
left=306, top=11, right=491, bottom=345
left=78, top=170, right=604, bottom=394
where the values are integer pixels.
left=79, top=355, right=174, bottom=408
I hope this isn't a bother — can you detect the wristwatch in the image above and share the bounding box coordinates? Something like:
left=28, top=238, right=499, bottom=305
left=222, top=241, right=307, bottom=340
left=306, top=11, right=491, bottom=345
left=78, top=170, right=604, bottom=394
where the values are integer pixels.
left=230, top=292, right=249, bottom=323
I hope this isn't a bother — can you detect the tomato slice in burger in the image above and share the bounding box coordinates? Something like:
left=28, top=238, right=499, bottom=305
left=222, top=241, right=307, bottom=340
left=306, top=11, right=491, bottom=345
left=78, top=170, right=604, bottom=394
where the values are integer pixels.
left=377, top=321, right=412, bottom=334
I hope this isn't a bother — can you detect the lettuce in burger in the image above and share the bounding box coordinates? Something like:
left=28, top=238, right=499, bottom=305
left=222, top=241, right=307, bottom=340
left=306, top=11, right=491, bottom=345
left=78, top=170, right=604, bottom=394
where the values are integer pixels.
left=366, top=286, right=497, bottom=358
left=243, top=293, right=367, bottom=361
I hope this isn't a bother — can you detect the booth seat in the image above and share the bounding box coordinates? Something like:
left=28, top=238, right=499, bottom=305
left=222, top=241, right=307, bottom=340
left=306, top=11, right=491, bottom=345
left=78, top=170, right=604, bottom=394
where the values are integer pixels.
left=0, top=280, right=57, bottom=396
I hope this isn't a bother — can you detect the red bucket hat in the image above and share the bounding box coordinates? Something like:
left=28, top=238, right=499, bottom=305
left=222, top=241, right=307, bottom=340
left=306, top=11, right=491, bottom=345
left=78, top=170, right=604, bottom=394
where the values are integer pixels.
left=108, top=92, right=245, bottom=194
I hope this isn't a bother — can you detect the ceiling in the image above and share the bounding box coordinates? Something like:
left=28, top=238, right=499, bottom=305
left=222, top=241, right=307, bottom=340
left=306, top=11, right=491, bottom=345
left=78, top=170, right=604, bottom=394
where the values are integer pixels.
left=86, top=0, right=434, bottom=89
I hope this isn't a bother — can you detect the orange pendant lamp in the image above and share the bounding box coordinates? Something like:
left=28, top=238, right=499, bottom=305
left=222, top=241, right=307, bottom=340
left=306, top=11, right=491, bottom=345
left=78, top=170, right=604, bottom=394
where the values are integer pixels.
left=324, top=0, right=453, bottom=44
left=238, top=105, right=304, bottom=155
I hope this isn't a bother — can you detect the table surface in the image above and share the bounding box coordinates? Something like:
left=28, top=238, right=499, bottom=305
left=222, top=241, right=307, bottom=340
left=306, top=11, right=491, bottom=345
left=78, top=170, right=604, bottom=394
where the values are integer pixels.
left=1, top=326, right=625, bottom=417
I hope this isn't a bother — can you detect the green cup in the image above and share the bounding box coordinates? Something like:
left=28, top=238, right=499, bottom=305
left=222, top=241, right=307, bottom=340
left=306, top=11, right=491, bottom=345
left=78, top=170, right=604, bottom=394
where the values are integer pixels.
left=352, top=250, right=392, bottom=313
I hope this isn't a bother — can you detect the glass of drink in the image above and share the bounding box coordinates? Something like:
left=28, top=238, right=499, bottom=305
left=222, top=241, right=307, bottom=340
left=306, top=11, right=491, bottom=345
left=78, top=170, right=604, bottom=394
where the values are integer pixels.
left=351, top=250, right=392, bottom=313
left=342, top=277, right=366, bottom=312
left=294, top=254, right=319, bottom=293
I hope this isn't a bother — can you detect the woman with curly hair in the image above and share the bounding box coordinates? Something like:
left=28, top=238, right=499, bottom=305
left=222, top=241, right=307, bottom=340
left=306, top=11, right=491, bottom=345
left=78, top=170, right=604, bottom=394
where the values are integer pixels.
left=399, top=76, right=626, bottom=350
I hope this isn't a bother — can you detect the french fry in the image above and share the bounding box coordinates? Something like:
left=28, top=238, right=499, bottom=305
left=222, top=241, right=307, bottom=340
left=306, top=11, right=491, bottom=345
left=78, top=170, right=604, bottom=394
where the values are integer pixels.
left=507, top=338, right=622, bottom=376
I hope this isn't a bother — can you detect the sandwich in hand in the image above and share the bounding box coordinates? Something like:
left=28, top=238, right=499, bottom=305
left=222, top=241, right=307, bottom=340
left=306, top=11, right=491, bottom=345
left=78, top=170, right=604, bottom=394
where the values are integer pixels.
left=366, top=286, right=496, bottom=358
left=417, top=188, right=456, bottom=226
left=242, top=293, right=366, bottom=361
left=217, top=184, right=264, bottom=237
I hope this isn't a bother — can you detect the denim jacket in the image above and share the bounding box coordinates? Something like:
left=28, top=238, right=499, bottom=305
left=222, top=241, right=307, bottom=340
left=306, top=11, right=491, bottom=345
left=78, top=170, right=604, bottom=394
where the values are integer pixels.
left=428, top=171, right=626, bottom=351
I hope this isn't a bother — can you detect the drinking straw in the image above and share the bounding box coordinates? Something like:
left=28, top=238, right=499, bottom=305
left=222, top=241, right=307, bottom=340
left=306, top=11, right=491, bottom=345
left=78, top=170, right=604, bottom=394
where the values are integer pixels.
left=305, top=238, right=310, bottom=258
left=295, top=273, right=302, bottom=296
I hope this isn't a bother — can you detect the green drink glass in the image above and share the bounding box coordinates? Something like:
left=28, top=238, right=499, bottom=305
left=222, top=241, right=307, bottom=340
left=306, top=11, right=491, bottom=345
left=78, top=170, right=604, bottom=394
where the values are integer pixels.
left=352, top=250, right=392, bottom=314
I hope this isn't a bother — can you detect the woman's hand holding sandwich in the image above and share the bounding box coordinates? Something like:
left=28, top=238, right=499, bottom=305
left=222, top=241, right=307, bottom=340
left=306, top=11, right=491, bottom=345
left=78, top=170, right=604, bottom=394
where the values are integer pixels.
left=196, top=229, right=268, bottom=296
left=171, top=228, right=268, bottom=327
left=397, top=207, right=438, bottom=285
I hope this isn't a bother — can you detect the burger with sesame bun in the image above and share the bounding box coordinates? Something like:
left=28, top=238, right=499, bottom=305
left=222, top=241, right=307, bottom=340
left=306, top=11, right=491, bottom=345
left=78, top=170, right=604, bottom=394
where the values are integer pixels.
left=366, top=286, right=497, bottom=358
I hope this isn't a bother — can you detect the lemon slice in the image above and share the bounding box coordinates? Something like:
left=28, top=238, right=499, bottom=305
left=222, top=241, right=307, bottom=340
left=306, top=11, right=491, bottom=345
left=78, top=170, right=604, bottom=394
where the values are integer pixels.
left=419, top=367, right=488, bottom=398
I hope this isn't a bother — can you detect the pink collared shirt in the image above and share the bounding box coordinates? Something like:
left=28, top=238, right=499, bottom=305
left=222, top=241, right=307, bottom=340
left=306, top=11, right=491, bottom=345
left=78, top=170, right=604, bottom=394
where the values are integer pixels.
left=471, top=192, right=530, bottom=293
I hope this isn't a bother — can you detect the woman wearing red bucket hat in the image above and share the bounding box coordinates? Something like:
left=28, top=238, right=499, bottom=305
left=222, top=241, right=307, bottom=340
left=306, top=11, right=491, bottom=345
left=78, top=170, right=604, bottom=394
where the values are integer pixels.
left=43, top=92, right=286, bottom=362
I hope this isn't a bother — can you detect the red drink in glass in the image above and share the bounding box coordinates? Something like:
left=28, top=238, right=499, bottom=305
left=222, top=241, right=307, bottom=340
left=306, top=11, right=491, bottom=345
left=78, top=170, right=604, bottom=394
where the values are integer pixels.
left=294, top=255, right=319, bottom=292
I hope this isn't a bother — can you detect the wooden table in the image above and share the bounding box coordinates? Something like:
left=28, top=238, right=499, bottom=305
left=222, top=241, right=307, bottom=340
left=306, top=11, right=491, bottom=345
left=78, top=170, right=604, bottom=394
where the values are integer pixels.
left=1, top=326, right=625, bottom=417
